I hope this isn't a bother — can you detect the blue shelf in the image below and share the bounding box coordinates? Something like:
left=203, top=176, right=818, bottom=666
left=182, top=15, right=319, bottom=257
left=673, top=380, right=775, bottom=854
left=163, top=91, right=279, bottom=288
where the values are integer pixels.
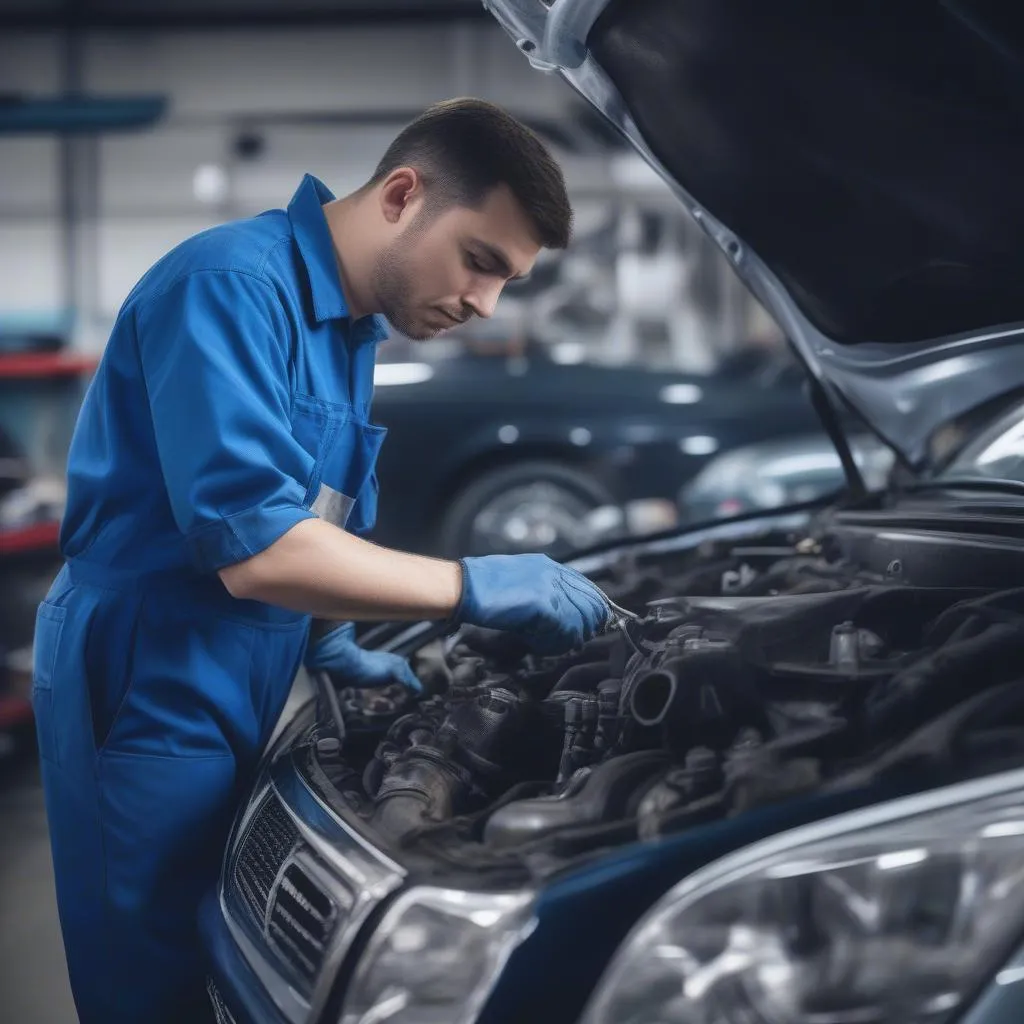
left=0, top=95, right=167, bottom=134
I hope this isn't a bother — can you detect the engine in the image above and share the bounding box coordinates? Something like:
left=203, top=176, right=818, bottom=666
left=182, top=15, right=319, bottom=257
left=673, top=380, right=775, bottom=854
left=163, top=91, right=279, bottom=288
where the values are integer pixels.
left=307, top=528, right=1024, bottom=865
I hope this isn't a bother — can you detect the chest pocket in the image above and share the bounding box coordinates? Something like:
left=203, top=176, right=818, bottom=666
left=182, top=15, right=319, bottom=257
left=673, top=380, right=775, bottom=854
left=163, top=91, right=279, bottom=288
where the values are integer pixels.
left=290, top=392, right=386, bottom=536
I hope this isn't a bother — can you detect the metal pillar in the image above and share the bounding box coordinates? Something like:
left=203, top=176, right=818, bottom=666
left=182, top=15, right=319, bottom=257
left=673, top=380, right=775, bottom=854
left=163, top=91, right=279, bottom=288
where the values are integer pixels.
left=58, top=0, right=101, bottom=353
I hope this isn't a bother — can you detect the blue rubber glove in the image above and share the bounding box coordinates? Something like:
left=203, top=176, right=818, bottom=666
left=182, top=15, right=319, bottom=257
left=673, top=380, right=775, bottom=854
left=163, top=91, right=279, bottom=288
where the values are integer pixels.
left=305, top=623, right=422, bottom=693
left=454, top=554, right=611, bottom=656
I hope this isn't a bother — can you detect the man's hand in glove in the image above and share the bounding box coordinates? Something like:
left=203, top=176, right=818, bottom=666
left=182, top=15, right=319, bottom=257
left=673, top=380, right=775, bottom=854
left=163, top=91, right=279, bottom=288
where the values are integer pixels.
left=454, top=554, right=611, bottom=656
left=305, top=623, right=422, bottom=693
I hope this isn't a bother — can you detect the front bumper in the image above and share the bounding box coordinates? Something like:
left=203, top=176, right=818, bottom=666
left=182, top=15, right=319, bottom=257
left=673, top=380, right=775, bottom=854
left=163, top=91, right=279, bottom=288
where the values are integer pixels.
left=201, top=889, right=288, bottom=1024
left=200, top=737, right=863, bottom=1024
left=205, top=748, right=406, bottom=1024
left=200, top=738, right=698, bottom=1024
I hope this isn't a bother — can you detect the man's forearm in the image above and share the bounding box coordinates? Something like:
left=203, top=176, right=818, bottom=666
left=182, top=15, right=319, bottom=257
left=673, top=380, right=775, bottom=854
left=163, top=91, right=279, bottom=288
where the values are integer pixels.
left=218, top=518, right=463, bottom=621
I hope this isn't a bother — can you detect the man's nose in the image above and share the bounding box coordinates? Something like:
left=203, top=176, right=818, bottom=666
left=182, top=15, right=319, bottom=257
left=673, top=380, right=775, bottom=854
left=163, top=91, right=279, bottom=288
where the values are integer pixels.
left=463, top=280, right=503, bottom=320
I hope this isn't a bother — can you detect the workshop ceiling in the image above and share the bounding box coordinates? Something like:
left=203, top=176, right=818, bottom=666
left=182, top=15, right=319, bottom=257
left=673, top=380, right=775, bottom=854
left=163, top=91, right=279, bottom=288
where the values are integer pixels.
left=0, top=0, right=488, bottom=28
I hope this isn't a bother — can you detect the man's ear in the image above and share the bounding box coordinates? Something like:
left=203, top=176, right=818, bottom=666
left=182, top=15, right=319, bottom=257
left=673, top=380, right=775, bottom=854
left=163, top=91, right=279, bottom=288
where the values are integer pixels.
left=378, top=167, right=422, bottom=226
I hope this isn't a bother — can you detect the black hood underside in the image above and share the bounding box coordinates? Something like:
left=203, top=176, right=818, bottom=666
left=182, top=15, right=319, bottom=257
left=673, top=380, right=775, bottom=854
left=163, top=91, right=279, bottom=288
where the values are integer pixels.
left=592, top=0, right=1024, bottom=346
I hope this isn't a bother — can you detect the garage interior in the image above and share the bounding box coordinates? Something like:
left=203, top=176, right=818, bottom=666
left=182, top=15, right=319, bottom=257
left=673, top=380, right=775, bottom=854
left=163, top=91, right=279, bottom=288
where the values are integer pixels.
left=0, top=2, right=879, bottom=1022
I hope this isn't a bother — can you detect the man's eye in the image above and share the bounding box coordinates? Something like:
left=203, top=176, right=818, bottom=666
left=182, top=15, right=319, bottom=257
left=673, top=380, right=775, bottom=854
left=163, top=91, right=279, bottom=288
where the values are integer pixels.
left=466, top=252, right=491, bottom=274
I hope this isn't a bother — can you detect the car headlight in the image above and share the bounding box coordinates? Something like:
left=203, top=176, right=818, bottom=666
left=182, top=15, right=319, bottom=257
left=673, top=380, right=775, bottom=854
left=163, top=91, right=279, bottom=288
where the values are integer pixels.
left=340, top=886, right=535, bottom=1024
left=582, top=773, right=1024, bottom=1024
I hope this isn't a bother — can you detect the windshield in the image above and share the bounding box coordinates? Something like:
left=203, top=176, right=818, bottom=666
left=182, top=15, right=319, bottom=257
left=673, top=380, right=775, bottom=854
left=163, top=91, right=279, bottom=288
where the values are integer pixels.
left=940, top=399, right=1024, bottom=483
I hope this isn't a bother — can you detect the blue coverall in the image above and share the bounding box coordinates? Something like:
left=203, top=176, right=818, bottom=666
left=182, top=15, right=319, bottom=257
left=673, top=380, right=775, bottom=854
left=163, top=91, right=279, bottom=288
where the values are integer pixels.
left=31, top=174, right=386, bottom=1023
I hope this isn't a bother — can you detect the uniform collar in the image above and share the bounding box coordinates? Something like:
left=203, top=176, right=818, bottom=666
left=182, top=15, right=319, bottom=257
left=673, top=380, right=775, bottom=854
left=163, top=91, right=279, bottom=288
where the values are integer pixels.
left=287, top=173, right=389, bottom=343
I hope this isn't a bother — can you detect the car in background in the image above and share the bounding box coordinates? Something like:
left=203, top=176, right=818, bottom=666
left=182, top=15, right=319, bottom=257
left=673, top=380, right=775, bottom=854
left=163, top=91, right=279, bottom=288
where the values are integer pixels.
left=678, top=432, right=895, bottom=524
left=370, top=341, right=817, bottom=557
left=201, top=5, right=1024, bottom=1024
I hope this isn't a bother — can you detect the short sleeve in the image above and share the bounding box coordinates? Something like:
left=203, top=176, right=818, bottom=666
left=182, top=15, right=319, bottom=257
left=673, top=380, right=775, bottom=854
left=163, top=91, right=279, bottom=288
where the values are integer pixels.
left=134, top=269, right=317, bottom=573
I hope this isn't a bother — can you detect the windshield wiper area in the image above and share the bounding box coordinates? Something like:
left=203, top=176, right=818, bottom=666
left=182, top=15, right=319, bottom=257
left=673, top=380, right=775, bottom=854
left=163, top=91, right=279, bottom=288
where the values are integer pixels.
left=903, top=477, right=1024, bottom=497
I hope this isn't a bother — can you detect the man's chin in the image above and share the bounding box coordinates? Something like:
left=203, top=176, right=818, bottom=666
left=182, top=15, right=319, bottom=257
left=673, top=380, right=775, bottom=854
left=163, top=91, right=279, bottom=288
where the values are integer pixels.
left=404, top=328, right=442, bottom=342
left=383, top=304, right=461, bottom=340
left=404, top=320, right=449, bottom=341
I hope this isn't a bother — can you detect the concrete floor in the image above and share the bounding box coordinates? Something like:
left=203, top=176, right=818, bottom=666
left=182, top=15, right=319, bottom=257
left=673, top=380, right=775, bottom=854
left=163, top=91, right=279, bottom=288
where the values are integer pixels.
left=0, top=751, right=77, bottom=1024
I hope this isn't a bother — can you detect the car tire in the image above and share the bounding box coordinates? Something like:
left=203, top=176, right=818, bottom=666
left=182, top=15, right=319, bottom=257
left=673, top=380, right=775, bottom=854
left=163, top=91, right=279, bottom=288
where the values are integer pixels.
left=437, top=460, right=616, bottom=558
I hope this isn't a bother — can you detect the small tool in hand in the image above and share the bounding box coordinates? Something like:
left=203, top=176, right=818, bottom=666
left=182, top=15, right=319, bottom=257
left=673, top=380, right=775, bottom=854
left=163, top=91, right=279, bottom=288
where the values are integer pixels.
left=605, top=596, right=641, bottom=624
left=598, top=591, right=646, bottom=655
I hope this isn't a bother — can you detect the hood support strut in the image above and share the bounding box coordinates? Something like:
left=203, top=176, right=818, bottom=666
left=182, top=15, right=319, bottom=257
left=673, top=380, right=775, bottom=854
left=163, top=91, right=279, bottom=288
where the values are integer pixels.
left=807, top=375, right=866, bottom=499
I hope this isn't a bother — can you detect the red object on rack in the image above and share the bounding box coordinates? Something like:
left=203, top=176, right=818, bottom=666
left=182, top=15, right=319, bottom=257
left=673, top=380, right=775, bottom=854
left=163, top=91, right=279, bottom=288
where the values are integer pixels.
left=0, top=520, right=61, bottom=555
left=0, top=352, right=99, bottom=379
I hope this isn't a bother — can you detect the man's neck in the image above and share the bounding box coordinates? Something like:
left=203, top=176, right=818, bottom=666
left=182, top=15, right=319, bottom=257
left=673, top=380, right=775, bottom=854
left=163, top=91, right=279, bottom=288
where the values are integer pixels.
left=322, top=196, right=375, bottom=321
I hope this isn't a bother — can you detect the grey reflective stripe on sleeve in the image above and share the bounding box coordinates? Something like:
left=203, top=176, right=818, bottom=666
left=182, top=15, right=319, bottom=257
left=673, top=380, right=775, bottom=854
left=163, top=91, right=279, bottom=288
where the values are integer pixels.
left=311, top=482, right=355, bottom=528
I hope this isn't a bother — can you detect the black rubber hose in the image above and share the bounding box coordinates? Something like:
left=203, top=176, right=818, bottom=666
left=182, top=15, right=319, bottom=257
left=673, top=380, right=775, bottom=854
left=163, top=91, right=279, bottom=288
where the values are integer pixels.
left=630, top=670, right=678, bottom=727
left=370, top=747, right=472, bottom=840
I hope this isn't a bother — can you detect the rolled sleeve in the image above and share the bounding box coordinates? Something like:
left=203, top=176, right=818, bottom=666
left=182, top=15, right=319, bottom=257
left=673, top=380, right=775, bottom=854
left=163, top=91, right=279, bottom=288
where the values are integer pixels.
left=135, top=269, right=316, bottom=573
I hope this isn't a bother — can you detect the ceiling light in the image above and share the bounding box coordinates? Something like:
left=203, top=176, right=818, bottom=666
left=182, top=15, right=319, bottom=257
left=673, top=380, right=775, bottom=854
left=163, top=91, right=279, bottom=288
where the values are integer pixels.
left=679, top=435, right=719, bottom=456
left=373, top=363, right=434, bottom=387
left=659, top=383, right=703, bottom=405
left=192, top=163, right=229, bottom=205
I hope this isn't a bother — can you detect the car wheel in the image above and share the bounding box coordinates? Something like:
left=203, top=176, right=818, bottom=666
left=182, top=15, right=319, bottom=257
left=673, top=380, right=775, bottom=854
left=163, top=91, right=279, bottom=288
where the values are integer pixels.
left=438, top=461, right=615, bottom=557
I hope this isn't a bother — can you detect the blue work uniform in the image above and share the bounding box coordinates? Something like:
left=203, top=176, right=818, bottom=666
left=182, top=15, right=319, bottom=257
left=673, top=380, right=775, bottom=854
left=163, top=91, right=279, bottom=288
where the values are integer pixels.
left=31, top=174, right=388, bottom=1024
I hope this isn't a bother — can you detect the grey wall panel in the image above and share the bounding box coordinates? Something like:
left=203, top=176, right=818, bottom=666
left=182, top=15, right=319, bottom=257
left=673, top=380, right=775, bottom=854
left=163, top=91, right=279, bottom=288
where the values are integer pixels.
left=0, top=138, right=60, bottom=215
left=85, top=26, right=472, bottom=116
left=230, top=124, right=403, bottom=207
left=0, top=31, right=62, bottom=92
left=0, top=21, right=636, bottom=355
left=0, top=222, right=64, bottom=315
left=98, top=127, right=230, bottom=214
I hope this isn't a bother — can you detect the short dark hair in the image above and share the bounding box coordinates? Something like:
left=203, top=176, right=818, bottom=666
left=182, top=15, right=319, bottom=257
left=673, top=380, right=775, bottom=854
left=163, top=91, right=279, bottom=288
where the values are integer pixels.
left=368, top=98, right=572, bottom=249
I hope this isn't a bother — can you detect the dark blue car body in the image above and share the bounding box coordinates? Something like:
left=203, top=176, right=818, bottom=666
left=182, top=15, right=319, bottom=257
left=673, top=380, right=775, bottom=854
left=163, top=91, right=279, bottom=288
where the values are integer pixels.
left=199, top=505, right=1024, bottom=1024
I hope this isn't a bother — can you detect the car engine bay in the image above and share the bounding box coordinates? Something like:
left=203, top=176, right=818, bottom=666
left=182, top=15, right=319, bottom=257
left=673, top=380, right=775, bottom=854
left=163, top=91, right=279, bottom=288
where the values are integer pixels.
left=303, top=513, right=1024, bottom=874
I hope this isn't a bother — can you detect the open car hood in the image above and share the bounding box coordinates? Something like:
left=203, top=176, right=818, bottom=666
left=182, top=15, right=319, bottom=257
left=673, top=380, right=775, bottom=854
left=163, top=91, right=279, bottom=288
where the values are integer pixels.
left=483, top=0, right=1024, bottom=470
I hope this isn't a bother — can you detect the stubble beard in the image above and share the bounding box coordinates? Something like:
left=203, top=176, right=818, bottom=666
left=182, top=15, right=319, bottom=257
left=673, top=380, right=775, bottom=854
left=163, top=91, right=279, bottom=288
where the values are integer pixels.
left=371, top=228, right=445, bottom=341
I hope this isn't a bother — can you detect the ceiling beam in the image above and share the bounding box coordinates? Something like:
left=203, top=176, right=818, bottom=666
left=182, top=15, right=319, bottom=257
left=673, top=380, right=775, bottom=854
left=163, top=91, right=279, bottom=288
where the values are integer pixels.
left=0, top=2, right=489, bottom=30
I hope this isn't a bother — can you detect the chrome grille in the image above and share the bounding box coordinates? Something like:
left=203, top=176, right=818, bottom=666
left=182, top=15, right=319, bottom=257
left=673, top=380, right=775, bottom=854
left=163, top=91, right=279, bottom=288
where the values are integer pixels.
left=222, top=765, right=407, bottom=1023
left=231, top=790, right=299, bottom=928
left=207, top=978, right=238, bottom=1024
left=267, top=858, right=341, bottom=987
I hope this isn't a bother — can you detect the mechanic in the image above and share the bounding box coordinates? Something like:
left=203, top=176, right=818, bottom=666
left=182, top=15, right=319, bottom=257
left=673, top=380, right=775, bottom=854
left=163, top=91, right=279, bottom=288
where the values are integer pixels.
left=31, top=98, right=610, bottom=1024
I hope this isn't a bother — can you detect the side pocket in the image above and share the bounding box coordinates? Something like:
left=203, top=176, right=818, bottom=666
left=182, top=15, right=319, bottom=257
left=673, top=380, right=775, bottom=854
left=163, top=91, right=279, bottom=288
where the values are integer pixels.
left=31, top=602, right=67, bottom=764
left=87, top=593, right=144, bottom=754
left=290, top=392, right=341, bottom=508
